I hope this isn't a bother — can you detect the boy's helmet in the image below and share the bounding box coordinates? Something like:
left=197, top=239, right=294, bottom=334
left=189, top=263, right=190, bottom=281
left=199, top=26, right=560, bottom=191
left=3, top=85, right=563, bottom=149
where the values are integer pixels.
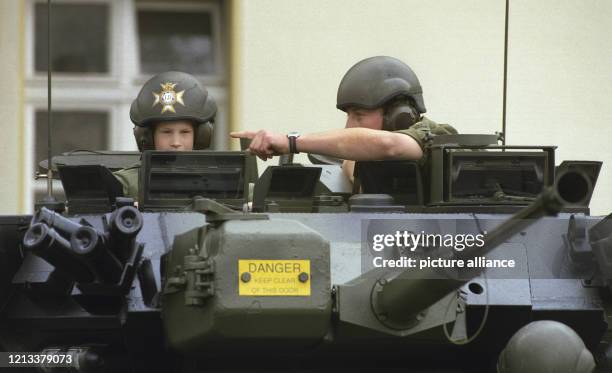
left=130, top=71, right=217, bottom=150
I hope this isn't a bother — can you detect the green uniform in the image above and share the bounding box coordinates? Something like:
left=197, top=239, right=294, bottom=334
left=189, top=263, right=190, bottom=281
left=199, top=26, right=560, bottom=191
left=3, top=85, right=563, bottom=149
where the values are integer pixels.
left=113, top=163, right=140, bottom=200
left=394, top=116, right=457, bottom=149
left=394, top=116, right=457, bottom=163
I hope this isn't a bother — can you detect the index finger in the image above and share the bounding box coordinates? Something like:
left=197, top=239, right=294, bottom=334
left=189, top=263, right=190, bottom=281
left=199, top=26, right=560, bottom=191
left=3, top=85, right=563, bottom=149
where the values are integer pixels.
left=230, top=131, right=258, bottom=139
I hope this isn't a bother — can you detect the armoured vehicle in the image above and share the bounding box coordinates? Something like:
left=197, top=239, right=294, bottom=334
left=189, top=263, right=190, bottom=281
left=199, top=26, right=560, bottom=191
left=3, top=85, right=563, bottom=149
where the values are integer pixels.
left=1, top=133, right=612, bottom=373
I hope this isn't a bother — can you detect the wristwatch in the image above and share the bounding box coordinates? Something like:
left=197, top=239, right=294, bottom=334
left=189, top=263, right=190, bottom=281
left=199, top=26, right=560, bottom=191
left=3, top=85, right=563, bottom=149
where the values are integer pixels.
left=287, top=131, right=301, bottom=154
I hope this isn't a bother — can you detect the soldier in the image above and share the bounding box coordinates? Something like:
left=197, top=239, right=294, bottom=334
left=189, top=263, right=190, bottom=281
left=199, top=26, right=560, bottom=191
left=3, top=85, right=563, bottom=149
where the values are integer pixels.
left=230, top=56, right=457, bottom=181
left=114, top=71, right=217, bottom=199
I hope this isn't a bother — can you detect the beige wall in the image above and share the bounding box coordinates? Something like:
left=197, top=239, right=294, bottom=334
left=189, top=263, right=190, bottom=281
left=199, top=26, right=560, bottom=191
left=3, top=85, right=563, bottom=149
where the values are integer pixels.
left=0, top=1, right=25, bottom=214
left=233, top=0, right=612, bottom=215
left=507, top=0, right=612, bottom=215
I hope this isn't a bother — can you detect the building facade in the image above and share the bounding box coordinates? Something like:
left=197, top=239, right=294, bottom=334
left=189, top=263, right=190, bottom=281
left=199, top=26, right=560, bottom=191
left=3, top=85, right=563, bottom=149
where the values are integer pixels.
left=1, top=0, right=611, bottom=214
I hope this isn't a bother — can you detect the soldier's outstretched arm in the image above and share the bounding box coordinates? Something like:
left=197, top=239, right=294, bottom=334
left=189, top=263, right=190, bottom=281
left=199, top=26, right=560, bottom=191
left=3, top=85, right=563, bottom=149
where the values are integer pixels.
left=230, top=128, right=423, bottom=161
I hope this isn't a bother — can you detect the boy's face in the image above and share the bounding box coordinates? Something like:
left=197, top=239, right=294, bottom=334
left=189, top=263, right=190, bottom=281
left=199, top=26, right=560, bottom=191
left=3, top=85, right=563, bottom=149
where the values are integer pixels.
left=345, top=108, right=384, bottom=130
left=153, top=121, right=195, bottom=151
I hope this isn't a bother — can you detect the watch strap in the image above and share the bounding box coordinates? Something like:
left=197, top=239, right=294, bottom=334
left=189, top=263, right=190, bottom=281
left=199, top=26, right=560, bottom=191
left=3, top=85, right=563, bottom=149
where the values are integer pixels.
left=288, top=136, right=298, bottom=154
left=287, top=132, right=300, bottom=154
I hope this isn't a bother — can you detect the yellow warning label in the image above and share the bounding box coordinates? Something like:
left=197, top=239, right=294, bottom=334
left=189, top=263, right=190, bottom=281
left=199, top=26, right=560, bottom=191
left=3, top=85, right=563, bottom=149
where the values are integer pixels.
left=238, top=260, right=311, bottom=296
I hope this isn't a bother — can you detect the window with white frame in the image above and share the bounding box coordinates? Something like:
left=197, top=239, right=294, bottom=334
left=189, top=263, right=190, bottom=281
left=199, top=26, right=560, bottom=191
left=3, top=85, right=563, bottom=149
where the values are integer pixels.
left=138, top=9, right=215, bottom=74
left=34, top=2, right=110, bottom=74
left=25, top=0, right=229, bottom=212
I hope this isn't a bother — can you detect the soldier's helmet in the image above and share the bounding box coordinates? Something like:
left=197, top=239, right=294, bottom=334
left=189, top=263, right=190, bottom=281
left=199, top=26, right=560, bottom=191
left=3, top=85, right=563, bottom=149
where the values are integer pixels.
left=497, top=320, right=595, bottom=373
left=130, top=71, right=217, bottom=151
left=336, top=56, right=426, bottom=131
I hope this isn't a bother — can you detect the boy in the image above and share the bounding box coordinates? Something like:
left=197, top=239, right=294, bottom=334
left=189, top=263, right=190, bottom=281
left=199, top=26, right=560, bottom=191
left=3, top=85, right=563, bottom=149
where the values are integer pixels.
left=114, top=71, right=216, bottom=199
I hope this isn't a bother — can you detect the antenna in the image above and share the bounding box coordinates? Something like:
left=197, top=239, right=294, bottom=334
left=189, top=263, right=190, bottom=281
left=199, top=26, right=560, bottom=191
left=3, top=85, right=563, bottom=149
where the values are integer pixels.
left=35, top=0, right=64, bottom=212
left=501, top=0, right=509, bottom=146
left=46, top=0, right=53, bottom=197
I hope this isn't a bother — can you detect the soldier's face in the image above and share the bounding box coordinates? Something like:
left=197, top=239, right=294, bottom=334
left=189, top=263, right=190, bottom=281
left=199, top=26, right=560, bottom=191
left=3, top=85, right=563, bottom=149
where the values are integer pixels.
left=153, top=121, right=195, bottom=151
left=345, top=108, right=384, bottom=130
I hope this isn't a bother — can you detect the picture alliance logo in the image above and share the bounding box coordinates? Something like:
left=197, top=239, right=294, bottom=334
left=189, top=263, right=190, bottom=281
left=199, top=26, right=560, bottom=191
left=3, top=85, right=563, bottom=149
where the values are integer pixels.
left=371, top=231, right=488, bottom=252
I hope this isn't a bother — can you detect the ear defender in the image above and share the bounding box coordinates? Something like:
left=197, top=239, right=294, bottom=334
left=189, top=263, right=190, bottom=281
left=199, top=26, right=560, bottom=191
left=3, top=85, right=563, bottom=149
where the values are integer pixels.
left=383, top=99, right=420, bottom=131
left=193, top=121, right=214, bottom=150
left=133, top=126, right=154, bottom=152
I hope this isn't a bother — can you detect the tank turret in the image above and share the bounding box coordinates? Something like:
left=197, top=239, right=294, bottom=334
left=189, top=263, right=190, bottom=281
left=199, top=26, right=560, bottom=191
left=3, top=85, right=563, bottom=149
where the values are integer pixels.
left=1, top=151, right=609, bottom=373
left=336, top=169, right=593, bottom=332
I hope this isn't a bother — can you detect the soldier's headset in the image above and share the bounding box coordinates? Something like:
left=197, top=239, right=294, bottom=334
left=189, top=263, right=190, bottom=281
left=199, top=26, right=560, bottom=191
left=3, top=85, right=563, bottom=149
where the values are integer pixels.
left=133, top=121, right=213, bottom=151
left=382, top=96, right=421, bottom=131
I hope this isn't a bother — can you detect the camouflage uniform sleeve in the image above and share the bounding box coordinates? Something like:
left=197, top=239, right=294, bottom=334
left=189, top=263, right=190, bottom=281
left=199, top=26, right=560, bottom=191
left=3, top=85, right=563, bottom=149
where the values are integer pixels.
left=113, top=165, right=140, bottom=200
left=393, top=116, right=458, bottom=151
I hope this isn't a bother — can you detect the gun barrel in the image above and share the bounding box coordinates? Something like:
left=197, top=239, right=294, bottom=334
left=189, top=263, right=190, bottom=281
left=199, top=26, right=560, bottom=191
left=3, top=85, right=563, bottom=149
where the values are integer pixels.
left=34, top=207, right=82, bottom=236
left=374, top=170, right=592, bottom=324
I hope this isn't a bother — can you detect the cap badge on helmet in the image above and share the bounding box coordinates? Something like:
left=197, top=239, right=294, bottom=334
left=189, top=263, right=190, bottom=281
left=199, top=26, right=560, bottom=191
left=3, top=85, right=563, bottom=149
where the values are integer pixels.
left=152, top=82, right=185, bottom=114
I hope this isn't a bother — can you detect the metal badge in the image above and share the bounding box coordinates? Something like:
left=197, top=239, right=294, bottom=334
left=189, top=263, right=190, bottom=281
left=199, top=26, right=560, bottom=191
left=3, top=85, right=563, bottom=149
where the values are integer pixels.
left=152, top=82, right=185, bottom=114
